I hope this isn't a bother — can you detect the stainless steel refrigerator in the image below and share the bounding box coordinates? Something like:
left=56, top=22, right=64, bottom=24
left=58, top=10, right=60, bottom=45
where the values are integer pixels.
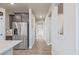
left=13, top=22, right=29, bottom=49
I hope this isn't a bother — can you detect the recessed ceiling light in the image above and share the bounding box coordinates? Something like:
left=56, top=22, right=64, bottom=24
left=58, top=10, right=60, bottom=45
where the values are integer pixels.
left=10, top=2, right=14, bottom=5
left=40, top=15, right=42, bottom=18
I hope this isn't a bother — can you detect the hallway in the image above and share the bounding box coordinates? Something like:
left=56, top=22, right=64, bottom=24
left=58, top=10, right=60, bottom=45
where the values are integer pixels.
left=13, top=39, right=51, bottom=55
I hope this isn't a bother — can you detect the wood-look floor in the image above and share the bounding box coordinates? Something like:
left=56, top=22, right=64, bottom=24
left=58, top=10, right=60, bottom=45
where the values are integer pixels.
left=13, top=39, right=51, bottom=55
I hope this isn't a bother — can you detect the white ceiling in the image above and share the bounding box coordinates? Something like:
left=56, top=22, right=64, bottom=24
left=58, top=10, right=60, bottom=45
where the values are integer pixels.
left=0, top=3, right=51, bottom=20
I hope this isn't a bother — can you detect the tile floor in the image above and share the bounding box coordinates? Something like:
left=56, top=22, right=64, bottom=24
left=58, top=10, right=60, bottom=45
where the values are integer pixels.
left=13, top=39, right=51, bottom=55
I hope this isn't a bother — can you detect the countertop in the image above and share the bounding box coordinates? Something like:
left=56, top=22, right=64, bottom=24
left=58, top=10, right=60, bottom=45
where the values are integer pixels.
left=0, top=40, right=22, bottom=54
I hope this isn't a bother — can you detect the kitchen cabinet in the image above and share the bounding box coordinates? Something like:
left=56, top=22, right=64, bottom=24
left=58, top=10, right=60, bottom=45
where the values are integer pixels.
left=0, top=8, right=5, bottom=40
left=6, top=36, right=12, bottom=40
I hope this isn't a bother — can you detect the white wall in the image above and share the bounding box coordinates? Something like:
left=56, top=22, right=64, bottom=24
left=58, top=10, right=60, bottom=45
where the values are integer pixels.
left=63, top=3, right=76, bottom=54
left=51, top=5, right=60, bottom=54
left=29, top=8, right=32, bottom=49
left=45, top=17, right=51, bottom=45
left=50, top=3, right=76, bottom=55
left=29, top=8, right=35, bottom=49
left=45, top=5, right=52, bottom=45
left=75, top=3, right=79, bottom=54
left=32, top=14, right=36, bottom=47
